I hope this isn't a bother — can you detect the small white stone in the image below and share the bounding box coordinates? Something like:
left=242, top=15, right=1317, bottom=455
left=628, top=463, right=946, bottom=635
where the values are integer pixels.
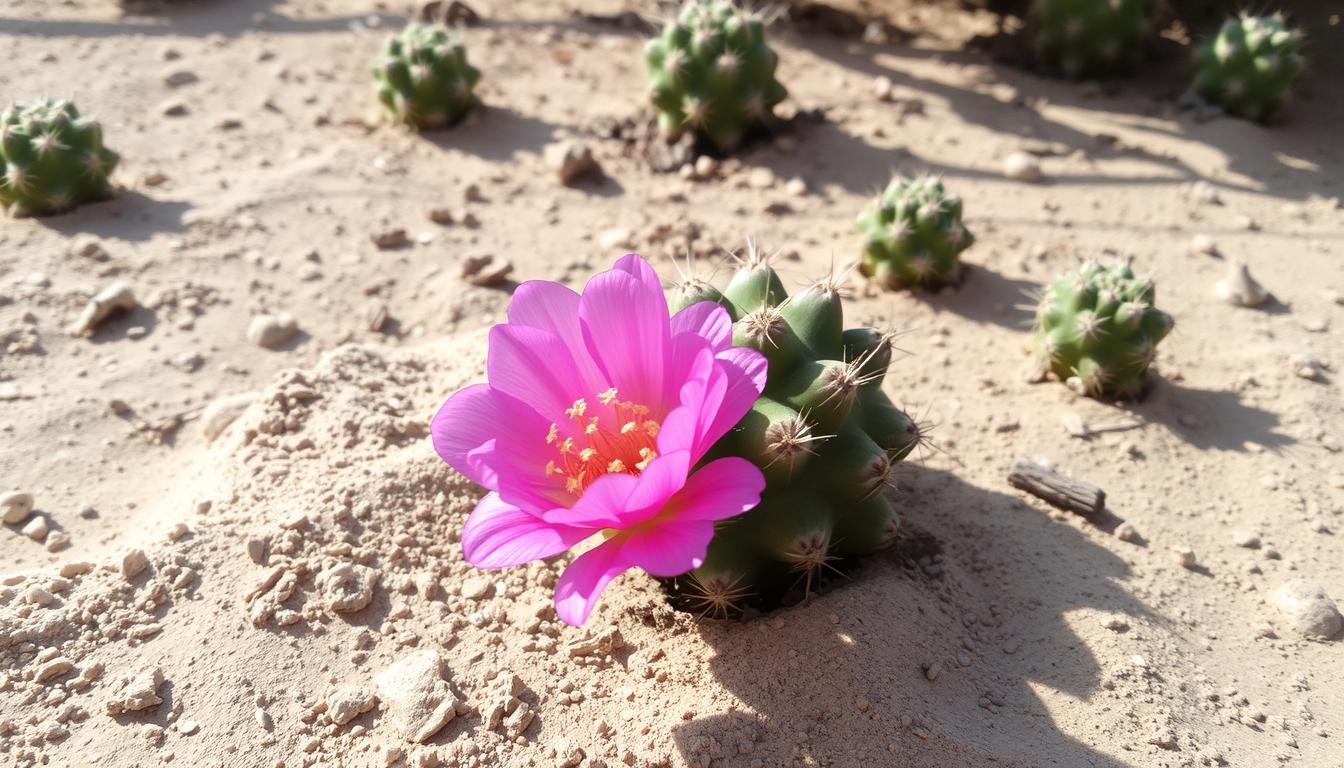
left=1189, top=234, right=1218, bottom=257
left=122, top=548, right=150, bottom=580
left=1231, top=529, right=1261, bottom=549
left=1214, top=261, right=1269, bottom=307
left=21, top=515, right=49, bottom=542
left=201, top=391, right=258, bottom=442
left=1, top=491, right=34, bottom=524
left=543, top=141, right=598, bottom=185
left=872, top=75, right=893, bottom=101
left=1114, top=522, right=1141, bottom=543
left=598, top=228, right=633, bottom=251
left=1272, top=580, right=1342, bottom=639
left=1003, top=151, right=1042, bottom=183
left=246, top=313, right=298, bottom=349
left=1172, top=546, right=1198, bottom=569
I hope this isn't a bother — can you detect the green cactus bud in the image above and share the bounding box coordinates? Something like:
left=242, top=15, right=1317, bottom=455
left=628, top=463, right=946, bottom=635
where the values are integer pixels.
left=832, top=493, right=900, bottom=558
left=1033, top=261, right=1173, bottom=399
left=723, top=261, right=788, bottom=315
left=857, top=175, right=973, bottom=291
left=771, top=358, right=862, bottom=432
left=739, top=487, right=834, bottom=583
left=811, top=425, right=891, bottom=503
left=668, top=276, right=731, bottom=315
left=1031, top=0, right=1153, bottom=79
left=732, top=397, right=819, bottom=485
left=841, top=327, right=896, bottom=388
left=645, top=0, right=788, bottom=152
left=1192, top=14, right=1304, bottom=123
left=778, top=277, right=845, bottom=360
left=0, top=99, right=118, bottom=217
left=856, top=388, right=920, bottom=461
left=373, top=23, right=481, bottom=130
left=682, top=520, right=765, bottom=618
left=732, top=304, right=801, bottom=375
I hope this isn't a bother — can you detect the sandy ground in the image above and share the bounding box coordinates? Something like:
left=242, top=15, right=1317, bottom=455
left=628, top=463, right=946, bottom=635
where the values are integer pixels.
left=2, top=0, right=1343, bottom=766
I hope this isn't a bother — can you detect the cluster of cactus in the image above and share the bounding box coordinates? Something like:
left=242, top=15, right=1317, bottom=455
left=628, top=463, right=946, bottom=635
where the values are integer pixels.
left=1032, top=261, right=1173, bottom=399
left=0, top=99, right=118, bottom=217
left=1031, top=0, right=1154, bottom=79
left=644, top=0, right=788, bottom=152
left=665, top=251, right=924, bottom=616
left=856, top=175, right=973, bottom=291
left=372, top=23, right=481, bottom=130
left=1192, top=14, right=1304, bottom=123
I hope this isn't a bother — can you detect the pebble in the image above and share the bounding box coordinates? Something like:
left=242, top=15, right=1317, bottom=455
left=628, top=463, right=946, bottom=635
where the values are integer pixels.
left=160, top=100, right=189, bottom=117
left=1114, top=522, right=1141, bottom=543
left=1188, top=234, right=1218, bottom=257
left=1189, top=181, right=1221, bottom=205
left=426, top=207, right=455, bottom=225
left=69, top=235, right=110, bottom=262
left=693, top=155, right=718, bottom=179
left=374, top=651, right=462, bottom=743
left=1272, top=580, right=1342, bottom=639
left=246, top=313, right=298, bottom=348
left=598, top=227, right=633, bottom=251
left=1214, top=261, right=1269, bottom=307
left=543, top=140, right=599, bottom=185
left=785, top=177, right=808, bottom=197
left=122, top=548, right=150, bottom=580
left=923, top=662, right=942, bottom=681
left=59, top=561, right=94, bottom=578
left=459, top=254, right=514, bottom=287
left=873, top=75, right=893, bottom=101
left=1003, top=151, right=1042, bottom=183
left=21, top=515, right=49, bottom=542
left=1172, top=546, right=1199, bottom=569
left=163, top=69, right=199, bottom=88
left=177, top=720, right=199, bottom=736
left=461, top=576, right=493, bottom=600
left=326, top=686, right=378, bottom=726
left=1, top=491, right=34, bottom=524
left=105, top=667, right=165, bottom=714
left=68, top=282, right=137, bottom=336
left=372, top=229, right=410, bottom=249
left=25, top=585, right=55, bottom=606
left=45, top=531, right=71, bottom=552
left=35, top=657, right=73, bottom=683
left=317, top=563, right=378, bottom=613
left=1231, top=529, right=1261, bottom=549
left=201, top=391, right=259, bottom=441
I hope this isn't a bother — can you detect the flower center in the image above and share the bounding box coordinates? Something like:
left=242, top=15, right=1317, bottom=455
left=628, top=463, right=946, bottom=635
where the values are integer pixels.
left=544, top=388, right=660, bottom=495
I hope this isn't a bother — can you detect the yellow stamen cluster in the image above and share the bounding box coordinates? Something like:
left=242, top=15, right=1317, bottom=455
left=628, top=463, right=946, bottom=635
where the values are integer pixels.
left=545, top=388, right=660, bottom=495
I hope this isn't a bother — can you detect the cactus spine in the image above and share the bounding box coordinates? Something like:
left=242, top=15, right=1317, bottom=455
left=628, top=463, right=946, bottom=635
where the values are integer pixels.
left=856, top=175, right=973, bottom=291
left=644, top=0, right=788, bottom=152
left=1031, top=0, right=1153, bottom=79
left=0, top=99, right=118, bottom=217
left=373, top=23, right=481, bottom=130
left=1032, top=261, right=1173, bottom=399
left=1192, top=14, right=1304, bottom=123
left=667, top=250, right=922, bottom=617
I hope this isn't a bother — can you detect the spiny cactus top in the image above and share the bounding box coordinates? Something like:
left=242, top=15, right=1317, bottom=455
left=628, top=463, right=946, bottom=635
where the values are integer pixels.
left=856, top=175, right=973, bottom=291
left=1033, top=261, right=1174, bottom=399
left=666, top=250, right=924, bottom=617
left=373, top=23, right=481, bottom=130
left=1032, top=0, right=1153, bottom=79
left=645, top=0, right=788, bottom=152
left=0, top=99, right=118, bottom=217
left=1192, top=14, right=1304, bottom=123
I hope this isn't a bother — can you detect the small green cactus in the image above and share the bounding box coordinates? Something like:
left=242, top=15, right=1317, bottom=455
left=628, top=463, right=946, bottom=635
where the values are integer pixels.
left=372, top=23, right=481, bottom=130
left=666, top=249, right=924, bottom=617
left=0, top=99, right=118, bottom=217
left=856, top=175, right=973, bottom=291
left=644, top=0, right=788, bottom=152
left=1032, top=0, right=1153, bottom=79
left=1032, top=261, right=1174, bottom=399
left=1192, top=14, right=1304, bottom=123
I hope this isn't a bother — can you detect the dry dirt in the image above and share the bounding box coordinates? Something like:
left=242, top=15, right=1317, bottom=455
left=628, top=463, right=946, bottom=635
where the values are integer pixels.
left=2, top=1, right=1343, bottom=767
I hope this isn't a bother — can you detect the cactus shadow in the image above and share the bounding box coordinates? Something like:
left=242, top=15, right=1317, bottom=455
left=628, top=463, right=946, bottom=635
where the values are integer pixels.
left=926, top=264, right=1039, bottom=329
left=0, top=0, right=400, bottom=39
left=418, top=106, right=565, bottom=164
left=40, top=192, right=190, bottom=242
left=672, top=464, right=1158, bottom=768
left=1134, top=379, right=1295, bottom=452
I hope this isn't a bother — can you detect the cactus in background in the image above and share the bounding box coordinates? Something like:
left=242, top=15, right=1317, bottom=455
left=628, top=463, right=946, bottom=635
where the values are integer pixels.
left=666, top=249, right=924, bottom=617
left=1031, top=0, right=1153, bottom=79
left=1192, top=14, right=1304, bottom=123
left=0, top=99, right=118, bottom=217
left=644, top=0, right=788, bottom=152
left=856, top=175, right=973, bottom=291
left=1032, top=261, right=1174, bottom=399
left=373, top=23, right=481, bottom=130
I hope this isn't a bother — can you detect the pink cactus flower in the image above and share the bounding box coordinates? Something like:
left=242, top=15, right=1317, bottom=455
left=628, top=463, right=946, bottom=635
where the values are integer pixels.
left=431, top=254, right=767, bottom=625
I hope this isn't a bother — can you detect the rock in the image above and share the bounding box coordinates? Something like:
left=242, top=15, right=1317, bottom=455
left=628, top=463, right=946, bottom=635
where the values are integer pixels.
left=326, top=686, right=378, bottom=726
left=68, top=283, right=137, bottom=336
left=21, top=515, right=49, bottom=542
left=59, top=561, right=95, bottom=578
left=1188, top=234, right=1218, bottom=257
left=1172, top=546, right=1198, bottom=569
left=1114, top=522, right=1141, bottom=543
left=693, top=155, right=718, bottom=179
left=1003, top=151, right=1042, bottom=183
left=122, top=548, right=150, bottom=580
left=746, top=167, right=775, bottom=190
left=246, top=313, right=298, bottom=348
left=178, top=719, right=199, bottom=735
left=1189, top=181, right=1221, bottom=205
left=46, top=531, right=71, bottom=552
left=459, top=254, right=514, bottom=287
left=35, top=658, right=74, bottom=683
left=160, top=100, right=189, bottom=117
left=1231, top=529, right=1261, bottom=549
left=598, top=227, right=633, bottom=251
left=163, top=70, right=198, bottom=88
left=873, top=75, right=893, bottom=101
left=25, top=585, right=55, bottom=606
left=372, top=229, right=410, bottom=249
left=69, top=235, right=109, bottom=262
left=426, top=207, right=455, bottom=225
left=1272, top=581, right=1342, bottom=639
left=200, top=391, right=259, bottom=441
left=105, top=667, right=165, bottom=715
left=1, top=491, right=34, bottom=524
left=461, top=576, right=492, bottom=600
left=317, top=563, right=378, bottom=613
left=544, top=141, right=599, bottom=185
left=1214, top=261, right=1269, bottom=307
left=785, top=177, right=808, bottom=197
left=374, top=651, right=462, bottom=743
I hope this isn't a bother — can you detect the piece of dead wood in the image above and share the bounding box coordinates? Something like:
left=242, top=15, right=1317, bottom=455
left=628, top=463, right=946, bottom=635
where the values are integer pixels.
left=1008, top=458, right=1105, bottom=517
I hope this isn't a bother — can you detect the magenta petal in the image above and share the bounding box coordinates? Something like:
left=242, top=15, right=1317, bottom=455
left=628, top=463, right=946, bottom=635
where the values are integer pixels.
left=553, top=538, right=631, bottom=626
left=507, top=280, right=609, bottom=394
left=666, top=457, right=765, bottom=522
left=579, top=269, right=670, bottom=410
left=487, top=324, right=586, bottom=425
left=610, top=253, right=664, bottom=297
left=693, top=348, right=769, bottom=458
left=670, top=301, right=732, bottom=352
left=430, top=384, right=502, bottom=489
left=461, top=493, right=591, bottom=569
left=543, top=451, right=690, bottom=528
left=619, top=518, right=716, bottom=577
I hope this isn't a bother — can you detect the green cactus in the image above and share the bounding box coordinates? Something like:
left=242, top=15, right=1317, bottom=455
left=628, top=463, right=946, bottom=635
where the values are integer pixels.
left=1192, top=14, right=1304, bottom=123
left=372, top=23, right=481, bottom=130
left=644, top=0, right=788, bottom=152
left=856, top=175, right=973, bottom=291
left=666, top=252, right=924, bottom=617
left=1032, top=261, right=1174, bottom=399
left=1031, top=0, right=1153, bottom=79
left=0, top=99, right=118, bottom=217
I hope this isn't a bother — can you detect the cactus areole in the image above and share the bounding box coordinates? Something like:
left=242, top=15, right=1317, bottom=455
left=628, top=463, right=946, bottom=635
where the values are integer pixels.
left=1193, top=14, right=1304, bottom=123
left=1031, top=0, right=1153, bottom=79
left=1032, top=261, right=1174, bottom=399
left=373, top=23, right=481, bottom=130
left=0, top=99, right=118, bottom=217
left=645, top=0, right=788, bottom=152
left=857, top=175, right=974, bottom=291
left=664, top=249, right=924, bottom=617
